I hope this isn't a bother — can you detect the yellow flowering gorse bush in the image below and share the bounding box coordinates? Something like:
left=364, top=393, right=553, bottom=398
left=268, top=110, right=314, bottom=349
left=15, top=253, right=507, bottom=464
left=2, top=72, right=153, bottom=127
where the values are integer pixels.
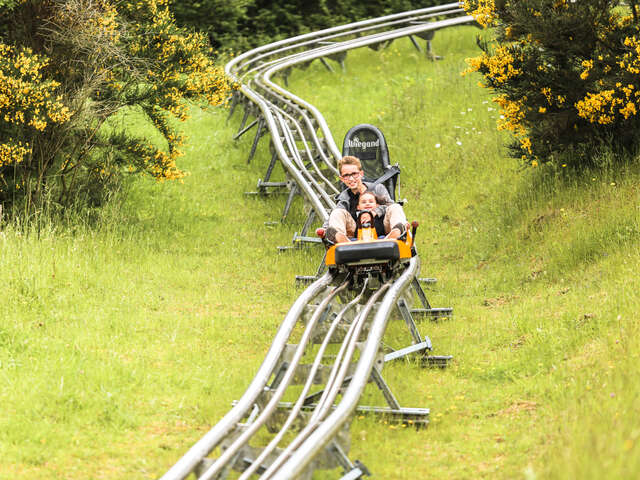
left=462, top=0, right=640, bottom=166
left=0, top=0, right=234, bottom=209
left=0, top=44, right=71, bottom=172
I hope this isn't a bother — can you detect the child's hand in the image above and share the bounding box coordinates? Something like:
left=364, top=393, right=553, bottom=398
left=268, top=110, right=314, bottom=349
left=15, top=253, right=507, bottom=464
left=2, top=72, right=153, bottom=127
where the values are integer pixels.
left=358, top=210, right=373, bottom=225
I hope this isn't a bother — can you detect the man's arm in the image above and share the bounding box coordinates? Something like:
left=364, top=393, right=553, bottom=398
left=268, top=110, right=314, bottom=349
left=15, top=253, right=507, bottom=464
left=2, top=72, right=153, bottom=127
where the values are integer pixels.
left=372, top=184, right=393, bottom=217
left=322, top=189, right=351, bottom=229
left=334, top=188, right=351, bottom=210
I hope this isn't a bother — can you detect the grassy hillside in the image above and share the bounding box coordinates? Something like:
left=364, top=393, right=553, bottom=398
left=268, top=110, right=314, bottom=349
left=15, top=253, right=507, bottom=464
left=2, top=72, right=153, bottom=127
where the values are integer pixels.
left=1, top=24, right=639, bottom=479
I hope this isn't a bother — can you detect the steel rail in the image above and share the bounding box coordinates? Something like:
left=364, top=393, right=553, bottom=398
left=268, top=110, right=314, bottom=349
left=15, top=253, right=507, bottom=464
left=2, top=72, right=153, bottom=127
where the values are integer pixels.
left=274, top=112, right=337, bottom=205
left=260, top=281, right=393, bottom=480
left=240, top=6, right=466, bottom=80
left=310, top=284, right=391, bottom=423
left=276, top=110, right=337, bottom=200
left=259, top=15, right=474, bottom=171
left=250, top=81, right=339, bottom=203
left=226, top=3, right=466, bottom=78
left=198, top=279, right=350, bottom=480
left=237, top=6, right=464, bottom=79
left=251, top=78, right=339, bottom=178
left=272, top=257, right=420, bottom=479
left=251, top=73, right=342, bottom=168
left=238, top=278, right=370, bottom=480
left=159, top=271, right=335, bottom=480
left=235, top=86, right=332, bottom=221
left=233, top=78, right=332, bottom=213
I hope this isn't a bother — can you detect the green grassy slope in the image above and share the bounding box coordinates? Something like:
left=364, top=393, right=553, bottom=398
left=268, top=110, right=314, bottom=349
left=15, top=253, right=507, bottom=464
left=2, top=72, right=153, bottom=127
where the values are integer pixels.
left=284, top=26, right=640, bottom=479
left=1, top=25, right=639, bottom=479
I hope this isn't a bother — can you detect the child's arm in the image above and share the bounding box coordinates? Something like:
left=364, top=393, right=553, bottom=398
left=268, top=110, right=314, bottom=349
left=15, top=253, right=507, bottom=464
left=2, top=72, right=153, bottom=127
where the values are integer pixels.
left=359, top=211, right=374, bottom=225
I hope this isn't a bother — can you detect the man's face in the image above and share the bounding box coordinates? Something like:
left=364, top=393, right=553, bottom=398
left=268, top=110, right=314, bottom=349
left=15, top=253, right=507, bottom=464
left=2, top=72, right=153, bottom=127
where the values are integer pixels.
left=340, top=164, right=363, bottom=191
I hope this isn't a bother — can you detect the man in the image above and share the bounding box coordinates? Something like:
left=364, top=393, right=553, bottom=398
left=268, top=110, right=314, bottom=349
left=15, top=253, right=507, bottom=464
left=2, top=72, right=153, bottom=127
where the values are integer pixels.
left=325, top=155, right=407, bottom=244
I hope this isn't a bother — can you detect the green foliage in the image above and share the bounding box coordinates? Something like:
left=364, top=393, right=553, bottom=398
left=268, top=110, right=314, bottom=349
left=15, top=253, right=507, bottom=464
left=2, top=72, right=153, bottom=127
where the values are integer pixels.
left=463, top=0, right=640, bottom=166
left=0, top=0, right=233, bottom=214
left=172, top=0, right=442, bottom=51
left=168, top=0, right=252, bottom=50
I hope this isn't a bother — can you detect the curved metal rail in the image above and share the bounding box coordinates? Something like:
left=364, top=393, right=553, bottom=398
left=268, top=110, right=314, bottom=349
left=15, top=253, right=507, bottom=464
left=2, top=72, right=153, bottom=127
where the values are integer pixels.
left=272, top=258, right=419, bottom=479
left=162, top=4, right=470, bottom=479
left=161, top=272, right=336, bottom=480
left=225, top=3, right=473, bottom=226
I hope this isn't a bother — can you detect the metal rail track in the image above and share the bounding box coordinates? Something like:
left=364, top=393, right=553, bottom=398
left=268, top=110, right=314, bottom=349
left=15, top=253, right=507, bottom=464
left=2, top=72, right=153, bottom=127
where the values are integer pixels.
left=162, top=4, right=473, bottom=479
left=225, top=3, right=473, bottom=231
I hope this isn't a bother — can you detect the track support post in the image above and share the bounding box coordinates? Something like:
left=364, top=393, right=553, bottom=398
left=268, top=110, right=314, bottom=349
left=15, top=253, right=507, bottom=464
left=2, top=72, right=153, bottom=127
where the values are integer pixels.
left=410, top=277, right=453, bottom=320
left=247, top=117, right=266, bottom=164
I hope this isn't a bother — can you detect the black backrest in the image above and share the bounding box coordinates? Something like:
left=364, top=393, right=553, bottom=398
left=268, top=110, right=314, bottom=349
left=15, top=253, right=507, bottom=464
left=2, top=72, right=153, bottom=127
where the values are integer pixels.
left=342, top=124, right=399, bottom=200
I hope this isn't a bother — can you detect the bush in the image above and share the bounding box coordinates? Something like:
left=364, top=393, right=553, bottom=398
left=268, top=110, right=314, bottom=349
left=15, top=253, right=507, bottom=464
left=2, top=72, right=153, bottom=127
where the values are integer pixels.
left=0, top=0, right=234, bottom=214
left=463, top=0, right=640, bottom=167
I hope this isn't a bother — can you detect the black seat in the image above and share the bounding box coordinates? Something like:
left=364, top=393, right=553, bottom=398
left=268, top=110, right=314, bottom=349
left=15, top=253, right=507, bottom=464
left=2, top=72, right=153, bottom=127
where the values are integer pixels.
left=342, top=123, right=400, bottom=200
left=334, top=240, right=400, bottom=265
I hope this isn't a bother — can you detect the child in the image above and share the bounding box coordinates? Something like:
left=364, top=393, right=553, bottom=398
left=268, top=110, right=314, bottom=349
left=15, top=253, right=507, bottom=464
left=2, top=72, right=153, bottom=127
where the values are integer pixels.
left=355, top=190, right=387, bottom=239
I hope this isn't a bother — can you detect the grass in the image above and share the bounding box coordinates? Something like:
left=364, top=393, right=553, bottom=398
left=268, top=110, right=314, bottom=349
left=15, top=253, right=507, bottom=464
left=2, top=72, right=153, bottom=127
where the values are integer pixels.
left=2, top=23, right=640, bottom=479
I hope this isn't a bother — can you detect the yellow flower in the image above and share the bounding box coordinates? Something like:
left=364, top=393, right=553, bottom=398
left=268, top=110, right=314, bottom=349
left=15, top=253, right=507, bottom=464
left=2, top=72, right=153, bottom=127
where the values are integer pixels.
left=463, top=0, right=497, bottom=28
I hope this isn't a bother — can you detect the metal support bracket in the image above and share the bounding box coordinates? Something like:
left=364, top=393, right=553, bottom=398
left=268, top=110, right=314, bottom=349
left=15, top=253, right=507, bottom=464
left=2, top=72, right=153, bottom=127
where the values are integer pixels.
left=272, top=401, right=430, bottom=427
left=409, top=34, right=423, bottom=53
left=330, top=441, right=354, bottom=472
left=384, top=336, right=451, bottom=368
left=234, top=118, right=258, bottom=140
left=340, top=461, right=371, bottom=479
left=411, top=307, right=453, bottom=319
left=396, top=297, right=422, bottom=344
left=263, top=149, right=279, bottom=184
left=281, top=184, right=298, bottom=221
left=246, top=150, right=290, bottom=196
left=327, top=51, right=348, bottom=72
left=226, top=92, right=241, bottom=121
left=295, top=253, right=327, bottom=287
left=331, top=443, right=371, bottom=479
left=289, top=363, right=429, bottom=425
left=410, top=277, right=453, bottom=319
left=370, top=365, right=401, bottom=410
left=419, top=277, right=437, bottom=284
left=415, top=30, right=443, bottom=61
left=383, top=337, right=431, bottom=362
left=246, top=117, right=266, bottom=164
left=234, top=103, right=254, bottom=138
left=320, top=57, right=335, bottom=73
left=278, top=208, right=327, bottom=251
left=388, top=282, right=453, bottom=367
left=421, top=355, right=453, bottom=368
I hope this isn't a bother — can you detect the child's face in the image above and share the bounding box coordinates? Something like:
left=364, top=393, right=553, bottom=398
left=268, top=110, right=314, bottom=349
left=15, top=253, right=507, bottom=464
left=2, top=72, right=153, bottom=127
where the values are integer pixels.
left=358, top=193, right=377, bottom=211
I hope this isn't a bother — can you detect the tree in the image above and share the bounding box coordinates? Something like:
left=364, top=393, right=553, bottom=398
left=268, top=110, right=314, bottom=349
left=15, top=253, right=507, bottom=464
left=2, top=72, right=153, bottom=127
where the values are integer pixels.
left=172, top=0, right=443, bottom=52
left=463, top=0, right=640, bottom=166
left=0, top=0, right=234, bottom=212
left=169, top=0, right=252, bottom=50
